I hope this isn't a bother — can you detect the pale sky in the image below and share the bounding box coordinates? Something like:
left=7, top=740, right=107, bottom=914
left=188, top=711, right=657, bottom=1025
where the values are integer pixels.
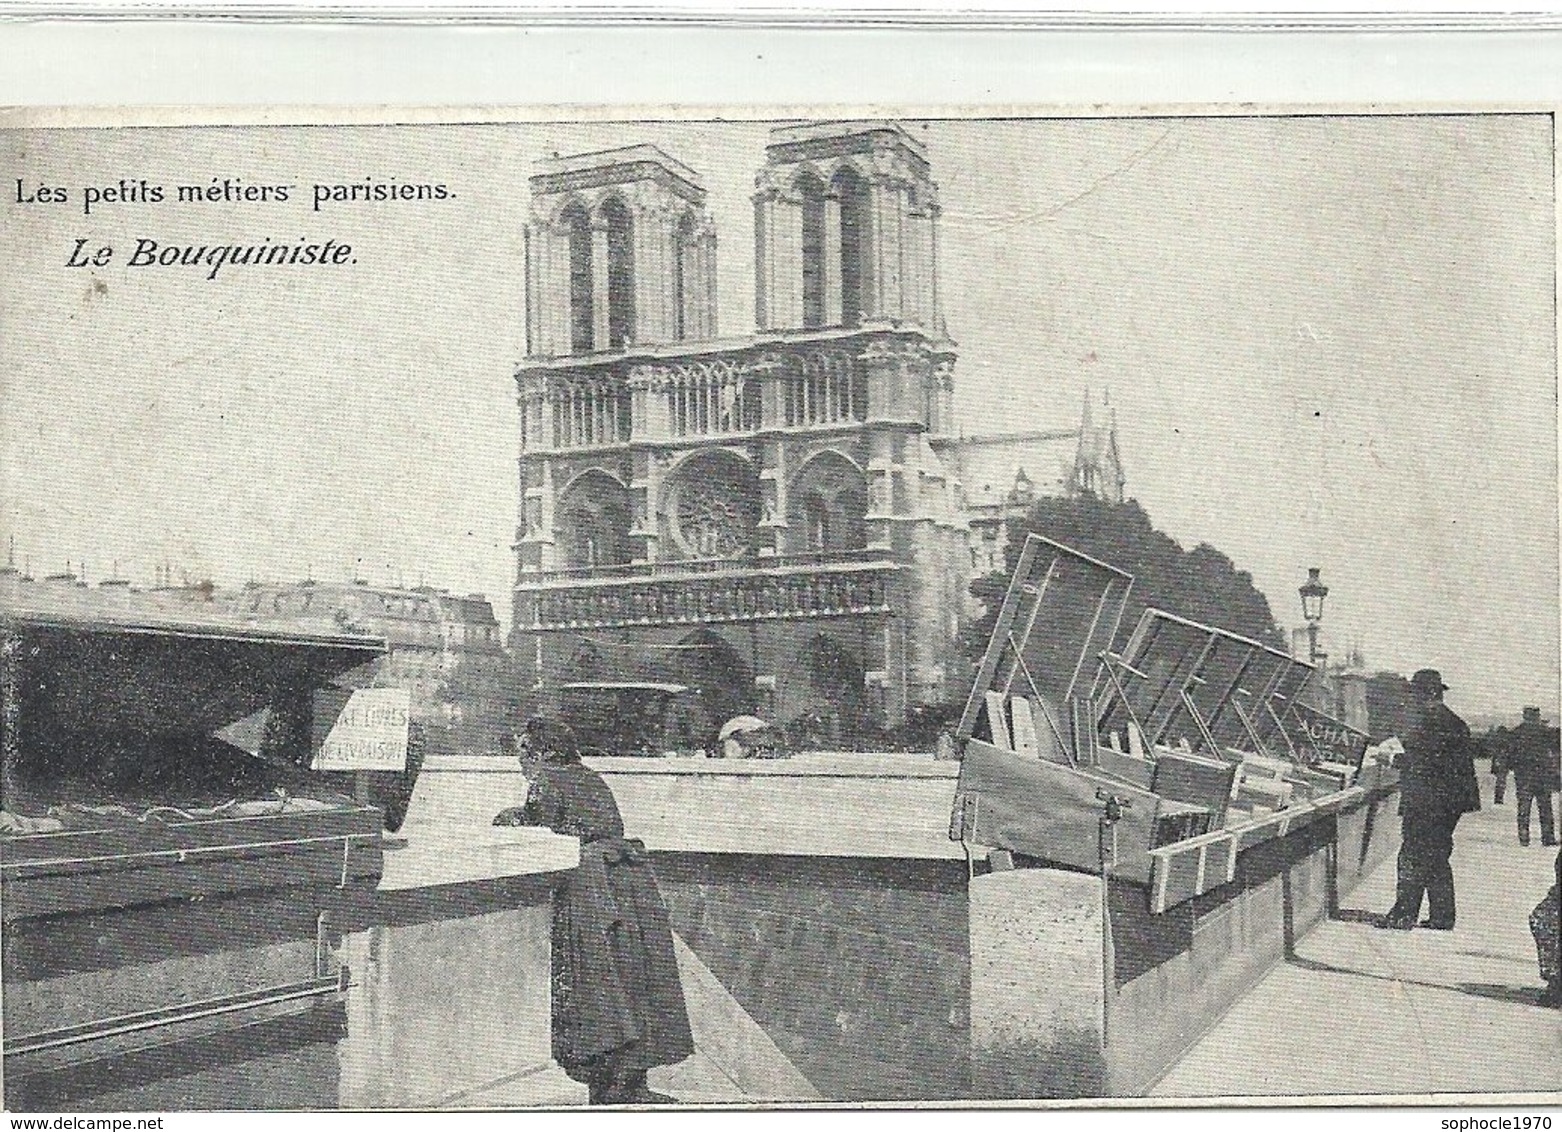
left=2, top=115, right=1555, bottom=717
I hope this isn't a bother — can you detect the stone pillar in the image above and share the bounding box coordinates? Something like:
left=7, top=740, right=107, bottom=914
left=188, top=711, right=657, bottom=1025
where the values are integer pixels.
left=627, top=365, right=667, bottom=566
left=969, top=867, right=1106, bottom=1099
left=858, top=182, right=881, bottom=321
left=774, top=192, right=803, bottom=330
left=634, top=210, right=659, bottom=346
left=870, top=182, right=904, bottom=322
left=546, top=220, right=573, bottom=359
left=754, top=352, right=784, bottom=431
left=861, top=340, right=891, bottom=426
left=522, top=224, right=537, bottom=358
left=757, top=440, right=788, bottom=557
left=882, top=614, right=907, bottom=727
left=701, top=230, right=719, bottom=339
left=864, top=428, right=895, bottom=553
left=528, top=382, right=554, bottom=453
left=634, top=205, right=673, bottom=347
left=629, top=364, right=671, bottom=444
left=754, top=194, right=777, bottom=330
left=936, top=359, right=955, bottom=437
left=862, top=337, right=925, bottom=429
left=628, top=448, right=660, bottom=565
left=535, top=461, right=558, bottom=572
left=823, top=192, right=844, bottom=327
left=591, top=222, right=611, bottom=351
left=637, top=446, right=662, bottom=562
left=905, top=523, right=950, bottom=709
left=907, top=208, right=934, bottom=330
left=1, top=628, right=21, bottom=807
left=929, top=203, right=942, bottom=333
left=515, top=365, right=557, bottom=578
left=517, top=469, right=542, bottom=574
left=524, top=217, right=556, bottom=359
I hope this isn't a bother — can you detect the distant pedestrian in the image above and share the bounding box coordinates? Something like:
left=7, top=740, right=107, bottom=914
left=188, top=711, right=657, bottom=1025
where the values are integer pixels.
left=1490, top=729, right=1512, bottom=805
left=1530, top=846, right=1560, bottom=1007
left=1509, top=706, right=1560, bottom=848
left=494, top=716, right=694, bottom=1104
left=1382, top=669, right=1482, bottom=931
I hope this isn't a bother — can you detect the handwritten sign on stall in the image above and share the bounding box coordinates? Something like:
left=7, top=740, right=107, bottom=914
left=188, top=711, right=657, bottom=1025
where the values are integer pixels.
left=1281, top=701, right=1370, bottom=768
left=311, top=687, right=411, bottom=771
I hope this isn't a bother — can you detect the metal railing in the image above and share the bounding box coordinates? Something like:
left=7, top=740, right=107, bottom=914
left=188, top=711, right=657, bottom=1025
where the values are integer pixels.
left=4, top=973, right=348, bottom=1057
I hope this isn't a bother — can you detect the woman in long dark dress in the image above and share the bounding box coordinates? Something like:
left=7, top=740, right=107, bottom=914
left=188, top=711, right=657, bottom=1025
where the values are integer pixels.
left=494, top=717, right=693, bottom=1104
left=1533, top=846, right=1561, bottom=1007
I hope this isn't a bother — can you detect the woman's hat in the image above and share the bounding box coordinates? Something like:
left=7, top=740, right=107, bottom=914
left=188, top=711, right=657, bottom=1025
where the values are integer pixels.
left=520, top=715, right=580, bottom=759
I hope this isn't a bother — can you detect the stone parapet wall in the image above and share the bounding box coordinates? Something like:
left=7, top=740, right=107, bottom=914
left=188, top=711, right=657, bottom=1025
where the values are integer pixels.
left=655, top=853, right=970, bottom=1101
left=968, top=786, right=1402, bottom=1099
left=600, top=759, right=1399, bottom=1101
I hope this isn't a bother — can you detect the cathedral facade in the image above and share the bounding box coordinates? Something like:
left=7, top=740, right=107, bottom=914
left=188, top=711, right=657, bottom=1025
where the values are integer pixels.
left=511, top=122, right=1109, bottom=737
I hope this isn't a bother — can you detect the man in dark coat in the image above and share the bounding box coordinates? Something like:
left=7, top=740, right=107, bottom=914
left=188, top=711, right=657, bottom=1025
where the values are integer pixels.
left=494, top=717, right=694, bottom=1104
left=1383, top=669, right=1482, bottom=931
left=1509, top=706, right=1560, bottom=847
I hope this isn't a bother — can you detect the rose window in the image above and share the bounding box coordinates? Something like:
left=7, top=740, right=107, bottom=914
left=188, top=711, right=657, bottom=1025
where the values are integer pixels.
left=674, top=481, right=757, bottom=558
left=665, top=454, right=761, bottom=559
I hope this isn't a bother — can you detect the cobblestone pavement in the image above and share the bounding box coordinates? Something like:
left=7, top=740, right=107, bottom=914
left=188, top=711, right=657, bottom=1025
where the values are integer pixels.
left=1153, top=774, right=1561, bottom=1100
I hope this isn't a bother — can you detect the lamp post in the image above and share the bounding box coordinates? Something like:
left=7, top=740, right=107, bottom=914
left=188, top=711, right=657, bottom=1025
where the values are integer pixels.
left=1299, top=567, right=1329, bottom=667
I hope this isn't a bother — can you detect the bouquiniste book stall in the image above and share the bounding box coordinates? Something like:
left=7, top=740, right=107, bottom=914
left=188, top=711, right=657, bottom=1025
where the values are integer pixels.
left=949, top=535, right=1384, bottom=914
left=0, top=579, right=394, bottom=1109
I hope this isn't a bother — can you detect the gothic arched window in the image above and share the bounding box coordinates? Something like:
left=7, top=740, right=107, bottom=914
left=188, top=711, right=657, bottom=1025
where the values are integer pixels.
left=788, top=453, right=868, bottom=554
left=833, top=167, right=870, bottom=328
left=797, top=173, right=828, bottom=329
left=563, top=202, right=594, bottom=355
left=601, top=197, right=635, bottom=349
left=557, top=472, right=632, bottom=570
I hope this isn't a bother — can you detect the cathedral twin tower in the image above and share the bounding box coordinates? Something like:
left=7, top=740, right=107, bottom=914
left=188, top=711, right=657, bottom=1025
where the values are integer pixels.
left=523, top=145, right=718, bottom=357
left=522, top=121, right=946, bottom=358
left=513, top=122, right=967, bottom=733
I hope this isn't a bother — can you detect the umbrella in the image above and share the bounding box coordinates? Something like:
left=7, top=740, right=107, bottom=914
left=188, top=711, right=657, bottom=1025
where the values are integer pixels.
left=719, top=715, right=770, bottom=741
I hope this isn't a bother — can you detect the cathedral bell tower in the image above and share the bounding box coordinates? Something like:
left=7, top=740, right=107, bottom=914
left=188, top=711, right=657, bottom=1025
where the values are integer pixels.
left=753, top=121, right=944, bottom=335
left=524, top=145, right=718, bottom=358
left=513, top=124, right=966, bottom=733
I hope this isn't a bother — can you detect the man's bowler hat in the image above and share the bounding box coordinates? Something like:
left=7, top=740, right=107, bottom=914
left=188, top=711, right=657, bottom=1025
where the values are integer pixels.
left=1410, top=668, right=1449, bottom=695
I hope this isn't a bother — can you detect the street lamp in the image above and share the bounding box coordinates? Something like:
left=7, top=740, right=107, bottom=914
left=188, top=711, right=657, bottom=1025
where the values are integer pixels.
left=1299, top=567, right=1329, bottom=666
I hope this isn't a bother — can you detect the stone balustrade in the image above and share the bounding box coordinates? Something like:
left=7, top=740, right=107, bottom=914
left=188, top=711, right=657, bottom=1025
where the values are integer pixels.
left=517, top=329, right=947, bottom=454
left=517, top=554, right=896, bottom=630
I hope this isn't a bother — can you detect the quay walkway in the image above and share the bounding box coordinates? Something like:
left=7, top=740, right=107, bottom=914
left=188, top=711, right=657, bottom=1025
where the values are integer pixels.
left=1154, top=774, right=1561, bottom=1101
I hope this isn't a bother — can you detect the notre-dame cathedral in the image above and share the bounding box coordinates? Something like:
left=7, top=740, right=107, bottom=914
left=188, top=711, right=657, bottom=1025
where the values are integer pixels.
left=511, top=121, right=1123, bottom=737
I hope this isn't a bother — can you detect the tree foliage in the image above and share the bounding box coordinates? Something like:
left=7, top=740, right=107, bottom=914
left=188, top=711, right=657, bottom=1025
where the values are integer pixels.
left=965, top=494, right=1285, bottom=660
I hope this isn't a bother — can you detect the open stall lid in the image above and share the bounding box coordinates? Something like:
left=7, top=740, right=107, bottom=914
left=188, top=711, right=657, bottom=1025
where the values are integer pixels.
left=1094, top=608, right=1365, bottom=767
left=2, top=594, right=384, bottom=738
left=956, top=534, right=1134, bottom=764
left=1, top=590, right=389, bottom=919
